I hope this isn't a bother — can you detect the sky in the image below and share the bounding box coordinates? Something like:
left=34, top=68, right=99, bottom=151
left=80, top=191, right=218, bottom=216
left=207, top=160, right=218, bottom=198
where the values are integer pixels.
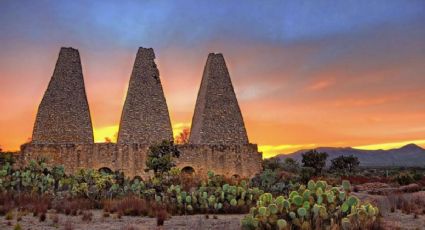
left=0, top=0, right=425, bottom=158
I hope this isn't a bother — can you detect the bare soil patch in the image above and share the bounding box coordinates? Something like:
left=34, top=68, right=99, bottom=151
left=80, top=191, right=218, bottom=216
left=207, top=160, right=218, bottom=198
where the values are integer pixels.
left=0, top=211, right=244, bottom=230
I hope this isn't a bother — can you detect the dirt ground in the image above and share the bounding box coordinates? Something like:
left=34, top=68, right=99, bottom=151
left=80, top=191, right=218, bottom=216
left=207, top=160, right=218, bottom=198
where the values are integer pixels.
left=379, top=210, right=425, bottom=230
left=0, top=211, right=244, bottom=230
left=355, top=191, right=425, bottom=230
left=2, top=192, right=425, bottom=230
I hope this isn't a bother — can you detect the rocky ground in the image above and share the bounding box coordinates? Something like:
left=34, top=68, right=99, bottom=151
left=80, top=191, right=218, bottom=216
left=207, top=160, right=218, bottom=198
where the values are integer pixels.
left=2, top=191, right=425, bottom=230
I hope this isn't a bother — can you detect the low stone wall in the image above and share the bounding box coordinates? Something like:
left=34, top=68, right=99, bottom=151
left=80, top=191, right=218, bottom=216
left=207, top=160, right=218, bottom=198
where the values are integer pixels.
left=19, top=143, right=262, bottom=179
left=176, top=144, right=262, bottom=178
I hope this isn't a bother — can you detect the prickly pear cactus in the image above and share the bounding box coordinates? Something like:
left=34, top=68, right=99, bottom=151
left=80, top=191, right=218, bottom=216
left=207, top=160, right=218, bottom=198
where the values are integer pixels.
left=156, top=175, right=264, bottom=215
left=241, top=180, right=379, bottom=230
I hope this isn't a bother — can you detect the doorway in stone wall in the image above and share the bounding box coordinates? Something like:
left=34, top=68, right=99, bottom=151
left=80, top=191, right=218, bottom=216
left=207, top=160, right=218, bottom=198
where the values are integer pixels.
left=181, top=166, right=195, bottom=175
left=99, top=167, right=113, bottom=174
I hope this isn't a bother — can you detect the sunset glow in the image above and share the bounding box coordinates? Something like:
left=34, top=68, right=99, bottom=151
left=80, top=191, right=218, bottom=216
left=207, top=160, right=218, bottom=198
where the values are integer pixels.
left=354, top=139, right=425, bottom=151
left=92, top=122, right=191, bottom=144
left=1, top=1, right=425, bottom=158
left=93, top=125, right=119, bottom=143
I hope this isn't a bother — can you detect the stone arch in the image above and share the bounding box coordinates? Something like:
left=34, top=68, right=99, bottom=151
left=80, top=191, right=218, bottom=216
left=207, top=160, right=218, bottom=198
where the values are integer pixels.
left=231, top=174, right=241, bottom=180
left=133, top=175, right=143, bottom=182
left=99, top=167, right=113, bottom=174
left=181, top=166, right=195, bottom=175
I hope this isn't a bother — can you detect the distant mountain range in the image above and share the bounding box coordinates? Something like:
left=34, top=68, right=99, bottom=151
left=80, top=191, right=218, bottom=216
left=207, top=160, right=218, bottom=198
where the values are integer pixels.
left=274, top=144, right=425, bottom=167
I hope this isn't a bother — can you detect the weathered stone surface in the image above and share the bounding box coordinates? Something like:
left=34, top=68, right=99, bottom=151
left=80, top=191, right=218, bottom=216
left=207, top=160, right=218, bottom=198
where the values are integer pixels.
left=32, top=47, right=94, bottom=144
left=19, top=143, right=262, bottom=179
left=117, top=47, right=173, bottom=145
left=189, top=53, right=249, bottom=145
left=176, top=144, right=262, bottom=178
left=21, top=48, right=263, bottom=179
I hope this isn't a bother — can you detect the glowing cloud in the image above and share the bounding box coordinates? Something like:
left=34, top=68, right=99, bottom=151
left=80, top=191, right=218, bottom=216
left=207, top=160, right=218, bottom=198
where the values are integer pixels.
left=259, top=144, right=317, bottom=158
left=92, top=122, right=192, bottom=144
left=172, top=122, right=191, bottom=138
left=354, top=139, right=425, bottom=150
left=93, top=125, right=118, bottom=143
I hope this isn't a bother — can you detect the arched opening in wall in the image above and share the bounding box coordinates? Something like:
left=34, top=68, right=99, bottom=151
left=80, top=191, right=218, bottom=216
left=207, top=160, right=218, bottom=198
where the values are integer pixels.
left=132, top=176, right=143, bottom=182
left=231, top=174, right=241, bottom=181
left=99, top=167, right=113, bottom=175
left=181, top=166, right=195, bottom=175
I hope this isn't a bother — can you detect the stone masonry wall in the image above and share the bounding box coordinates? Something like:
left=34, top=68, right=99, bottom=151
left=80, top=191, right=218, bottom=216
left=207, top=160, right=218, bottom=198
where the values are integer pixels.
left=175, top=144, right=262, bottom=178
left=19, top=143, right=262, bottom=179
left=24, top=48, right=263, bottom=180
left=189, top=53, right=249, bottom=145
left=32, top=47, right=94, bottom=144
left=117, top=47, right=173, bottom=145
left=20, top=143, right=149, bottom=178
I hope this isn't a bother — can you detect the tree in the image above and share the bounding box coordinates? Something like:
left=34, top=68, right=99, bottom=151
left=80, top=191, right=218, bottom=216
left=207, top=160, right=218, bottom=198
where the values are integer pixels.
left=145, top=140, right=180, bottom=176
left=299, top=167, right=315, bottom=184
left=262, top=158, right=282, bottom=171
left=301, top=150, right=328, bottom=175
left=329, top=155, right=360, bottom=175
left=251, top=169, right=278, bottom=192
left=282, top=158, right=300, bottom=173
left=0, top=145, right=16, bottom=166
left=175, top=128, right=190, bottom=144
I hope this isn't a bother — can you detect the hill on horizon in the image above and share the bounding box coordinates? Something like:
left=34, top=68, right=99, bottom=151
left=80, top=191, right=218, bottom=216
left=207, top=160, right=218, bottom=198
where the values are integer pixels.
left=274, top=144, right=425, bottom=167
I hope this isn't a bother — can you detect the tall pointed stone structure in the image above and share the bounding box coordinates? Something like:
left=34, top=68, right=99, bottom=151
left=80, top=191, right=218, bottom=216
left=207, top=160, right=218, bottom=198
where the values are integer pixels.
left=32, top=47, right=94, bottom=143
left=22, top=48, right=262, bottom=179
left=189, top=53, right=249, bottom=145
left=117, top=47, right=173, bottom=145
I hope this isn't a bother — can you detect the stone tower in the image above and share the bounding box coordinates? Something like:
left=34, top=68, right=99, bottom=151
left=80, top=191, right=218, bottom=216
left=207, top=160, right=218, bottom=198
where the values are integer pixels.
left=32, top=47, right=94, bottom=143
left=117, top=47, right=173, bottom=145
left=189, top=53, right=249, bottom=145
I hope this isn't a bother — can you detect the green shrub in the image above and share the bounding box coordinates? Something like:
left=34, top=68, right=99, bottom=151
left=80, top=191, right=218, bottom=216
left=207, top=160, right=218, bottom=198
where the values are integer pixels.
left=14, top=223, right=22, bottom=230
left=5, top=211, right=13, bottom=220
left=395, top=172, right=415, bottom=185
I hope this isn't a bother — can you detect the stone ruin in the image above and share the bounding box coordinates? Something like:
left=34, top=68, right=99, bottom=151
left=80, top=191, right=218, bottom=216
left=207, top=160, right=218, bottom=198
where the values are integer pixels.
left=190, top=53, right=249, bottom=145
left=118, top=48, right=173, bottom=145
left=19, top=47, right=262, bottom=179
left=32, top=48, right=94, bottom=144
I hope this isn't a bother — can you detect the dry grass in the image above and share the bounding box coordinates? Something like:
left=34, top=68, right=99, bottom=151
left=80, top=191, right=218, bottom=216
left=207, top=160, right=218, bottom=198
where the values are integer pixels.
left=54, top=198, right=95, bottom=215
left=63, top=219, right=74, bottom=230
left=0, top=193, right=51, bottom=216
left=103, top=196, right=151, bottom=216
left=387, top=192, right=425, bottom=215
left=156, top=205, right=167, bottom=226
left=81, top=211, right=93, bottom=222
left=13, top=223, right=22, bottom=230
left=50, top=213, right=59, bottom=224
left=5, top=210, right=14, bottom=220
left=122, top=225, right=139, bottom=230
left=38, top=212, right=46, bottom=222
